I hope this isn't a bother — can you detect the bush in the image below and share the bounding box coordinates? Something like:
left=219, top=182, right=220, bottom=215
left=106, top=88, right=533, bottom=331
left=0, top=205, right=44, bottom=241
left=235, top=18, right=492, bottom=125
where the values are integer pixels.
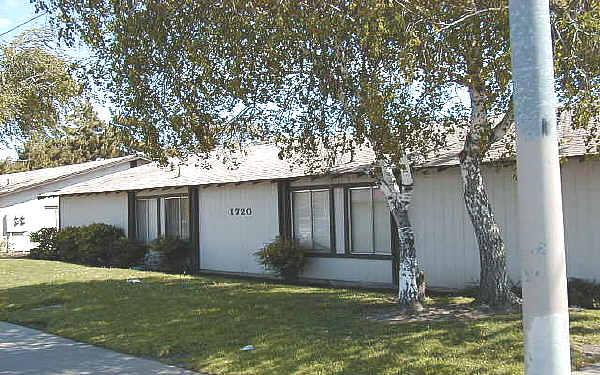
left=149, top=237, right=194, bottom=274
left=29, top=227, right=59, bottom=260
left=568, top=278, right=600, bottom=309
left=106, top=238, right=147, bottom=268
left=55, top=227, right=81, bottom=262
left=41, top=224, right=147, bottom=268
left=255, top=236, right=306, bottom=280
left=76, top=224, right=125, bottom=266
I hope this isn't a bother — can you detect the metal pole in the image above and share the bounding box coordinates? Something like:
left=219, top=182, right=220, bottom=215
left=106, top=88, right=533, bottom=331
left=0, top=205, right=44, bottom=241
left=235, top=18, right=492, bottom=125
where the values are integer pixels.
left=509, top=1, right=571, bottom=374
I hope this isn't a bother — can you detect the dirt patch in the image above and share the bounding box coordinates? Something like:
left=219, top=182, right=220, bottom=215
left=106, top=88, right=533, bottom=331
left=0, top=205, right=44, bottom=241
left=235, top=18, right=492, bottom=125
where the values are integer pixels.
left=363, top=303, right=515, bottom=323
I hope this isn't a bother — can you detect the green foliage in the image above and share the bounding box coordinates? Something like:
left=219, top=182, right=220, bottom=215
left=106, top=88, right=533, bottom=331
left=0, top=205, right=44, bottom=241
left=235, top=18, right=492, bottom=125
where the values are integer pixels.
left=29, top=227, right=59, bottom=260
left=568, top=278, right=600, bottom=309
left=75, top=224, right=125, bottom=266
left=31, top=1, right=600, bottom=163
left=255, top=236, right=306, bottom=279
left=55, top=226, right=81, bottom=262
left=149, top=236, right=194, bottom=274
left=0, top=28, right=82, bottom=142
left=50, top=224, right=146, bottom=268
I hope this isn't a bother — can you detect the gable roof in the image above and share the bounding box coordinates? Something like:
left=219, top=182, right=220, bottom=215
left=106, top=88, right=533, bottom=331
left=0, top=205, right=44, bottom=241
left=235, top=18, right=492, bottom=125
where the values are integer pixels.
left=0, top=155, right=145, bottom=197
left=42, top=114, right=598, bottom=197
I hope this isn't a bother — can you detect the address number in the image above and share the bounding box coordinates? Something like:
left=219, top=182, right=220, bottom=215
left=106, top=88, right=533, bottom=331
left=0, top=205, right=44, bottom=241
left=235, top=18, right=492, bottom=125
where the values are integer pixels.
left=229, top=208, right=253, bottom=216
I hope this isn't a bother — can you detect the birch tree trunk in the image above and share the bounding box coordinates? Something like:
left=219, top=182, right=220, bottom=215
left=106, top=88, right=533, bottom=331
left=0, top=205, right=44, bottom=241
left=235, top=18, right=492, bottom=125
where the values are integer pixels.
left=378, top=158, right=424, bottom=311
left=459, top=87, right=519, bottom=308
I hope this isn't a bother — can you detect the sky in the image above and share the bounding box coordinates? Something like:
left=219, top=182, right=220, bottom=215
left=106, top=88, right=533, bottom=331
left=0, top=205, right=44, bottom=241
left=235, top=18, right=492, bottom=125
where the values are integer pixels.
left=0, top=0, right=112, bottom=159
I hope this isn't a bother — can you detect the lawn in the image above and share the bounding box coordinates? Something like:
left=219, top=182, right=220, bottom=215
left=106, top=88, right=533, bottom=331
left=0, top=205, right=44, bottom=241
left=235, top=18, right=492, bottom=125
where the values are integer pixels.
left=2, top=259, right=600, bottom=375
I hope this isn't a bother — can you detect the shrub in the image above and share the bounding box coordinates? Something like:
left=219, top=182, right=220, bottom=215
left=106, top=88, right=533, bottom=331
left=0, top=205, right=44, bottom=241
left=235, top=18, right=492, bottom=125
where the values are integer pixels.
left=255, top=236, right=306, bottom=280
left=107, top=238, right=147, bottom=268
left=51, top=224, right=146, bottom=268
left=149, top=237, right=194, bottom=274
left=568, top=278, right=600, bottom=309
left=55, top=227, right=81, bottom=262
left=29, top=227, right=59, bottom=260
left=76, top=224, right=125, bottom=266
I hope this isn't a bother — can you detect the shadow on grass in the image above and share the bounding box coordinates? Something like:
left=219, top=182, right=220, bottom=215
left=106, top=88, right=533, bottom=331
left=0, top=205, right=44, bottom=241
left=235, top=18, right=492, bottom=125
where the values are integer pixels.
left=2, top=274, right=528, bottom=375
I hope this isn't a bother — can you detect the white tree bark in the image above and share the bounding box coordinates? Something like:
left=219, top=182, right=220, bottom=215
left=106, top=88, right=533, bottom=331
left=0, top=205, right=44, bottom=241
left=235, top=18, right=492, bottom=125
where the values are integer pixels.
left=378, top=157, right=424, bottom=310
left=459, top=87, right=519, bottom=307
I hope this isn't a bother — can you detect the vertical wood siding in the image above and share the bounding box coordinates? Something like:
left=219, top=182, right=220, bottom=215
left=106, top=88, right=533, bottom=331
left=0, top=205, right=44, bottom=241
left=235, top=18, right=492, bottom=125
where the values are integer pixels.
left=60, top=193, right=129, bottom=236
left=412, top=159, right=600, bottom=288
left=198, top=182, right=279, bottom=275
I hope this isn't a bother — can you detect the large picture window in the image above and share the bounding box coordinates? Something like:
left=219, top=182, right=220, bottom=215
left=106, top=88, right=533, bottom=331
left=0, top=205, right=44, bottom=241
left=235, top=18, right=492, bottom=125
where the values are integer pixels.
left=164, top=196, right=190, bottom=239
left=136, top=195, right=189, bottom=243
left=291, top=189, right=332, bottom=251
left=348, top=186, right=391, bottom=254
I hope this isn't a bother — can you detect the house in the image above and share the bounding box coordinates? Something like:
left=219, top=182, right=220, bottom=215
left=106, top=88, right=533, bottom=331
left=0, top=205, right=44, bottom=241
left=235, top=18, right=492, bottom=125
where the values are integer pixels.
left=41, top=120, right=600, bottom=289
left=0, top=156, right=147, bottom=253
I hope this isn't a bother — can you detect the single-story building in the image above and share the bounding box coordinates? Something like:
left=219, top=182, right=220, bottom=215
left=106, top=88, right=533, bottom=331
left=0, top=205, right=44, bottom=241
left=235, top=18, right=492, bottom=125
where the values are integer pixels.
left=41, top=122, right=600, bottom=289
left=0, top=156, right=147, bottom=253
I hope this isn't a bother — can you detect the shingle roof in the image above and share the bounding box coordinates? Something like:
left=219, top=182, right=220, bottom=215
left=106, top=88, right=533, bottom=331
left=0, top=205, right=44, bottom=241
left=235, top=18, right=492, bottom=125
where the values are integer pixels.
left=42, top=114, right=598, bottom=197
left=0, top=155, right=144, bottom=196
left=39, top=144, right=376, bottom=197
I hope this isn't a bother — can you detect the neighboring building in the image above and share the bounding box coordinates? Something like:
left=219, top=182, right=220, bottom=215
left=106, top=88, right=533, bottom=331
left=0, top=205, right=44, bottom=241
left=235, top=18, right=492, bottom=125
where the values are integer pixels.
left=42, top=120, right=600, bottom=289
left=0, top=156, right=147, bottom=253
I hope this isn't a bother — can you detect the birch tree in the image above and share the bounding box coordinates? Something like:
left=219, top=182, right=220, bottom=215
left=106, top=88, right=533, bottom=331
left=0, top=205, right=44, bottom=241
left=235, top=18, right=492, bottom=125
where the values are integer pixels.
left=34, top=0, right=600, bottom=308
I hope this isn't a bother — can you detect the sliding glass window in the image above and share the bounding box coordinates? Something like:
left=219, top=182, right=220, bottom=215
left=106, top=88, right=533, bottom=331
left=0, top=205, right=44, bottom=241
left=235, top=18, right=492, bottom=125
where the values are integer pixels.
left=136, top=198, right=159, bottom=244
left=348, top=186, right=391, bottom=254
left=291, top=189, right=331, bottom=251
left=164, top=196, right=190, bottom=239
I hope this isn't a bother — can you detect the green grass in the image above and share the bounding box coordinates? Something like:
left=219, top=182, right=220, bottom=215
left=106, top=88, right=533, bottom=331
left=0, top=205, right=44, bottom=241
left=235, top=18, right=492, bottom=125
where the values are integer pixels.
left=1, top=259, right=600, bottom=374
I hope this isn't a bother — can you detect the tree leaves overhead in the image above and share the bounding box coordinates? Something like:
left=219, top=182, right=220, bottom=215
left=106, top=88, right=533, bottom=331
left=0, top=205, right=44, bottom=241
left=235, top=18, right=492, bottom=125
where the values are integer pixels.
left=0, top=28, right=82, bottom=142
left=32, top=0, right=600, bottom=165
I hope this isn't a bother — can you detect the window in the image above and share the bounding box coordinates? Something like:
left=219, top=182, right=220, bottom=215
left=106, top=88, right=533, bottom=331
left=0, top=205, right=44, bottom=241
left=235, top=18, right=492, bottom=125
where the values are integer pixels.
left=291, top=189, right=332, bottom=251
left=348, top=186, right=391, bottom=254
left=136, top=198, right=159, bottom=244
left=164, top=196, right=190, bottom=239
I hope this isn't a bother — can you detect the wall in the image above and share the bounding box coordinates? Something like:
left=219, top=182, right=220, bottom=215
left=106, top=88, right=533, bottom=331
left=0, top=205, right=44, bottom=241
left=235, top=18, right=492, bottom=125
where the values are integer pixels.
left=411, top=159, right=600, bottom=288
left=198, top=182, right=279, bottom=274
left=60, top=192, right=129, bottom=236
left=0, top=161, right=135, bottom=252
left=197, top=179, right=394, bottom=286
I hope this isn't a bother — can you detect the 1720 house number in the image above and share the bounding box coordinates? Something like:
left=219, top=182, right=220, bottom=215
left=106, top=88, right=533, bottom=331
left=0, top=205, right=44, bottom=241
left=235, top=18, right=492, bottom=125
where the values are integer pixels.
left=229, top=208, right=253, bottom=216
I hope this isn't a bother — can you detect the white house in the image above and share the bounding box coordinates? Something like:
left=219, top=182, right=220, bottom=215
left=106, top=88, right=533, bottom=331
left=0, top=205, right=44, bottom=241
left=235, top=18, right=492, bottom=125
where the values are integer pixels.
left=0, top=156, right=147, bottom=253
left=42, top=123, right=600, bottom=289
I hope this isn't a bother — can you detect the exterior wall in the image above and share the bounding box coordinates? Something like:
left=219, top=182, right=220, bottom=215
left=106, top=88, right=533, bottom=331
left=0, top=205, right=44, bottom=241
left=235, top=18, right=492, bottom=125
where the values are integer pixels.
left=60, top=193, right=129, bottom=236
left=197, top=178, right=394, bottom=287
left=412, top=159, right=600, bottom=288
left=0, top=161, right=135, bottom=252
left=301, top=257, right=392, bottom=285
left=198, top=182, right=279, bottom=275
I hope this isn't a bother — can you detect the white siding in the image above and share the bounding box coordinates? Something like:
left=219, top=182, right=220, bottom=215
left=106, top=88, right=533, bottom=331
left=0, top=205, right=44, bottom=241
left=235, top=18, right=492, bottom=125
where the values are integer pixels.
left=60, top=193, right=129, bottom=236
left=412, top=159, right=600, bottom=288
left=301, top=257, right=393, bottom=285
left=199, top=182, right=279, bottom=274
left=0, top=161, right=134, bottom=251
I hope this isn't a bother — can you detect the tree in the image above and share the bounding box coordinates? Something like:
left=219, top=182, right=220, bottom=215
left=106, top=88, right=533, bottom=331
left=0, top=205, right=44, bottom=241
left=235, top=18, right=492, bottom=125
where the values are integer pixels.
left=34, top=0, right=600, bottom=308
left=4, top=103, right=131, bottom=172
left=0, top=28, right=82, bottom=142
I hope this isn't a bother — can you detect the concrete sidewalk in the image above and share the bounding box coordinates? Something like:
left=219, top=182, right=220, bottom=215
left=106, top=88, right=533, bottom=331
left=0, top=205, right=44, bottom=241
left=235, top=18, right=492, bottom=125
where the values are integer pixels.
left=0, top=322, right=202, bottom=375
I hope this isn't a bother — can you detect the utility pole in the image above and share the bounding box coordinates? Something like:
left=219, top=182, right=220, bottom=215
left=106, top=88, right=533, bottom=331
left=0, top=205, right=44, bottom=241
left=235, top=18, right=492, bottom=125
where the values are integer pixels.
left=509, top=1, right=571, bottom=374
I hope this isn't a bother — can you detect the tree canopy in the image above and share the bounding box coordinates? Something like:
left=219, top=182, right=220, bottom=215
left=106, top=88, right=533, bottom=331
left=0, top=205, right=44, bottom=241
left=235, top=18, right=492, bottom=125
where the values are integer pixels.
left=0, top=103, right=131, bottom=174
left=0, top=28, right=82, bottom=142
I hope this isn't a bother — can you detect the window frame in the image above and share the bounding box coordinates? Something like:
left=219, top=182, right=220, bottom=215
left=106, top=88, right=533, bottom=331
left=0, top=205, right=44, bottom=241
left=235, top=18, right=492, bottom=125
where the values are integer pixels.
left=163, top=195, right=190, bottom=240
left=345, top=184, right=393, bottom=256
left=289, top=186, right=336, bottom=253
left=135, top=193, right=190, bottom=244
